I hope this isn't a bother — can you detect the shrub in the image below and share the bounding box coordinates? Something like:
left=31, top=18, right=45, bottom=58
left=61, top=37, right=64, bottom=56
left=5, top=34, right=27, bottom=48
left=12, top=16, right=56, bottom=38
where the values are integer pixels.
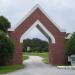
left=65, top=32, right=75, bottom=56
left=0, top=31, right=15, bottom=66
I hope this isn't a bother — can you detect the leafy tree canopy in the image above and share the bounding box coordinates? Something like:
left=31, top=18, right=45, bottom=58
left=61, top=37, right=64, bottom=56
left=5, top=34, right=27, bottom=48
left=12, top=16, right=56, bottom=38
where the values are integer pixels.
left=0, top=16, right=11, bottom=32
left=0, top=16, right=15, bottom=66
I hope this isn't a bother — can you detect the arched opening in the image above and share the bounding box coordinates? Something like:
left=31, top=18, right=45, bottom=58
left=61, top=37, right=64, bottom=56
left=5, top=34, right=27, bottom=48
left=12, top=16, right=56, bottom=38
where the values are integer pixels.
left=20, top=20, right=55, bottom=44
left=20, top=20, right=55, bottom=64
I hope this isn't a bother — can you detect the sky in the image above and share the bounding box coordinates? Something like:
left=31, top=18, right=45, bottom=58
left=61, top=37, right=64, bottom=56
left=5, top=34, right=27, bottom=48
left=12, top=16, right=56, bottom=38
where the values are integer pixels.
left=0, top=0, right=75, bottom=41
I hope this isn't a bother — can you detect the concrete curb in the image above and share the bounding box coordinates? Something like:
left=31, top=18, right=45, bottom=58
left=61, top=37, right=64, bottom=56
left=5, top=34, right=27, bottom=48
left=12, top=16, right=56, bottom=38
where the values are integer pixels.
left=57, top=66, right=75, bottom=70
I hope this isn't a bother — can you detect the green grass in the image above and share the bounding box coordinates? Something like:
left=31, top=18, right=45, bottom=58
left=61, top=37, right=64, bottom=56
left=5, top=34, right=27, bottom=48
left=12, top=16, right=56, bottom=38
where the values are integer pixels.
left=23, top=52, right=49, bottom=64
left=23, top=55, right=29, bottom=60
left=0, top=64, right=24, bottom=74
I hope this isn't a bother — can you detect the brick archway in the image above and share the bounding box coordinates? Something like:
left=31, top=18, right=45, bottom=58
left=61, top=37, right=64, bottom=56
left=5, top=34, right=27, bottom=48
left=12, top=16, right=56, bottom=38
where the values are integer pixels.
left=8, top=5, right=66, bottom=65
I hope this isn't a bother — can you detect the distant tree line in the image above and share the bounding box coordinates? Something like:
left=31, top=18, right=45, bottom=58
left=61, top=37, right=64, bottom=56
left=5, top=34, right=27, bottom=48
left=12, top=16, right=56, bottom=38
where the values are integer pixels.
left=23, top=38, right=48, bottom=53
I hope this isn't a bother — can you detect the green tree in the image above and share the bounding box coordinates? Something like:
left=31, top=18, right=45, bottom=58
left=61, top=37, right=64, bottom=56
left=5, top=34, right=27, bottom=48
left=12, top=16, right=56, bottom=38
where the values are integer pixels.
left=23, top=39, right=32, bottom=52
left=65, top=32, right=75, bottom=56
left=0, top=31, right=15, bottom=66
left=0, top=16, right=10, bottom=32
left=0, top=16, right=15, bottom=66
left=23, top=38, right=48, bottom=52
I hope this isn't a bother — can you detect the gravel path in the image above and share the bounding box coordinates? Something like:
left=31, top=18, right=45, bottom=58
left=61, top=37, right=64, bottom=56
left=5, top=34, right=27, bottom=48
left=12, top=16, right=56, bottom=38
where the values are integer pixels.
left=2, top=55, right=75, bottom=75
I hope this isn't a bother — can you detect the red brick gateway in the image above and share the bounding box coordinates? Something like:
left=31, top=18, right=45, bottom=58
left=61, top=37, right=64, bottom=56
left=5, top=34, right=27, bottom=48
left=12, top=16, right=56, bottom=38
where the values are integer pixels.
left=8, top=5, right=66, bottom=65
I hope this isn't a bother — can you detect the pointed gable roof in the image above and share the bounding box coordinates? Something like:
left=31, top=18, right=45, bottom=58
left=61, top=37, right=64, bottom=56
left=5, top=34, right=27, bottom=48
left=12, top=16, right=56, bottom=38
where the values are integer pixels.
left=8, top=4, right=65, bottom=32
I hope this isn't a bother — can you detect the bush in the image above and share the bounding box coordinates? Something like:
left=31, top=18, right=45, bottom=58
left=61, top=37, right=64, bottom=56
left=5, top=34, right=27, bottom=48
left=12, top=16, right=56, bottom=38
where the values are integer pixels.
left=0, top=31, right=15, bottom=66
left=41, top=47, right=48, bottom=52
left=65, top=32, right=75, bottom=56
left=31, top=47, right=41, bottom=53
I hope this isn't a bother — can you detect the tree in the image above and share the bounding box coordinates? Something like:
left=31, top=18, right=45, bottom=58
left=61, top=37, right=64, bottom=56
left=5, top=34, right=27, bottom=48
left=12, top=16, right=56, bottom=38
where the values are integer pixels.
left=0, top=16, right=10, bottom=32
left=65, top=32, right=75, bottom=56
left=0, top=16, right=15, bottom=66
left=23, top=39, right=32, bottom=52
left=0, top=31, right=15, bottom=66
left=23, top=38, right=48, bottom=52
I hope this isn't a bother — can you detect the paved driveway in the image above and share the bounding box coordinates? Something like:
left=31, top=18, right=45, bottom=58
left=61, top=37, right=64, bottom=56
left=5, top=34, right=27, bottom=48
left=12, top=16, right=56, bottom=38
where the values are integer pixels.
left=2, top=56, right=75, bottom=75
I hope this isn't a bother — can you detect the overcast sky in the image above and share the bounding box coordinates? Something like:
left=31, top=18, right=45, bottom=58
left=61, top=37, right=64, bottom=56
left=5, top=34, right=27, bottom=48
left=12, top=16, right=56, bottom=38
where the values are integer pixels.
left=0, top=0, right=75, bottom=41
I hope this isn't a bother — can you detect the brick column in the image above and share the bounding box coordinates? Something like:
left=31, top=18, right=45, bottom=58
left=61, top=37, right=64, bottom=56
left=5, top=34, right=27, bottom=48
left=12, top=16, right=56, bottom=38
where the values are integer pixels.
left=48, top=43, right=66, bottom=65
left=10, top=41, right=23, bottom=64
left=8, top=31, right=23, bottom=64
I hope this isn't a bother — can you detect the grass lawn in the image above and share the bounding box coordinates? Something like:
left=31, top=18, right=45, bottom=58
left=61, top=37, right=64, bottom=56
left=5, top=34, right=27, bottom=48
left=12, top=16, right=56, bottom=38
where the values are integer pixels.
left=23, top=52, right=49, bottom=64
left=23, top=55, right=29, bottom=60
left=0, top=64, right=24, bottom=74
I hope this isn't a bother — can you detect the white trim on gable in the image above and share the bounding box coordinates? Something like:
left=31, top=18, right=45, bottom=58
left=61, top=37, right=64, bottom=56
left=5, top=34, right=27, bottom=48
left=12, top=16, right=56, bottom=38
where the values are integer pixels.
left=65, top=33, right=72, bottom=39
left=8, top=4, right=65, bottom=32
left=20, top=20, right=56, bottom=44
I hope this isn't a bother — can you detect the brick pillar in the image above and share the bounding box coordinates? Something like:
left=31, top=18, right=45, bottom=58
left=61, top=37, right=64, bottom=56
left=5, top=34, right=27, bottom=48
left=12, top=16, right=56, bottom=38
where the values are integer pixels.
left=48, top=43, right=66, bottom=65
left=10, top=40, right=23, bottom=64
left=8, top=31, right=23, bottom=65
